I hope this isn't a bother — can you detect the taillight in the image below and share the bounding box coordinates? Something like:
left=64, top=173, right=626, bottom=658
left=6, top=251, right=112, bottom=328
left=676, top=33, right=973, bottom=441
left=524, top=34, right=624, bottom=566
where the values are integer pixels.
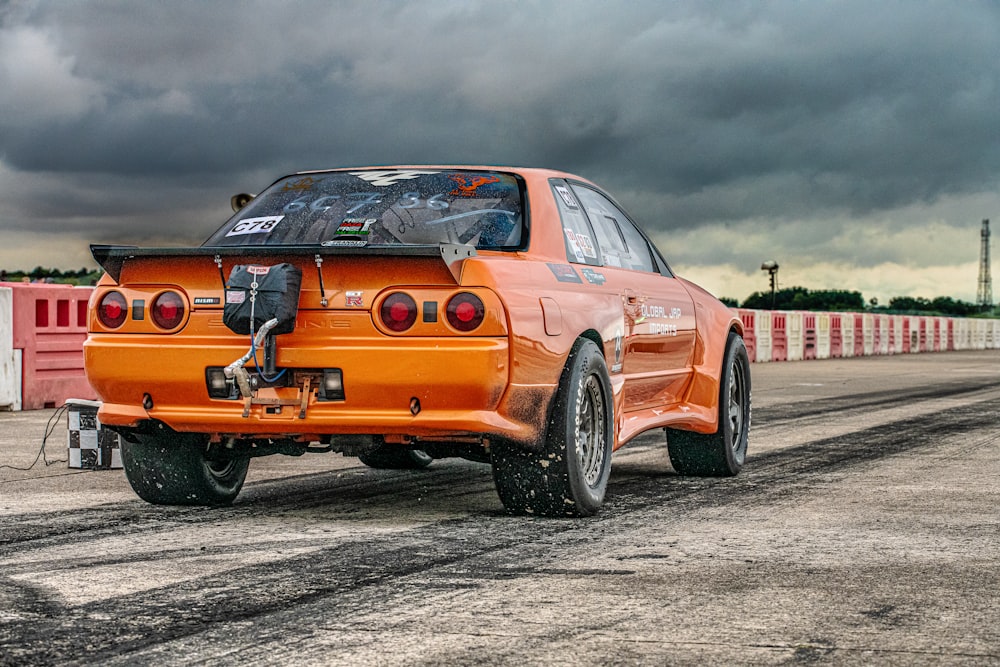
left=97, top=291, right=128, bottom=328
left=151, top=291, right=185, bottom=329
left=381, top=293, right=418, bottom=332
left=446, top=292, right=485, bottom=332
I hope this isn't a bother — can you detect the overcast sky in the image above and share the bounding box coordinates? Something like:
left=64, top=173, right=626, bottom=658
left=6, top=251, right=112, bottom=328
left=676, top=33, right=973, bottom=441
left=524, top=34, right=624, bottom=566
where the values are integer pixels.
left=1, top=0, right=998, bottom=303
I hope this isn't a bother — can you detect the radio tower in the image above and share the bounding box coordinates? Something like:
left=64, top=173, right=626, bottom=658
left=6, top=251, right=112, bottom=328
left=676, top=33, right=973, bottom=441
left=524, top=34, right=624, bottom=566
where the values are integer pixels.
left=978, top=219, right=992, bottom=309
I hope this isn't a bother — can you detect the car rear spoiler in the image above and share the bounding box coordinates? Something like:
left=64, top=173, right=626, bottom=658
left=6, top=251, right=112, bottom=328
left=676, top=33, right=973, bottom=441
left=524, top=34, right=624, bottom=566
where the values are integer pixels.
left=90, top=243, right=477, bottom=284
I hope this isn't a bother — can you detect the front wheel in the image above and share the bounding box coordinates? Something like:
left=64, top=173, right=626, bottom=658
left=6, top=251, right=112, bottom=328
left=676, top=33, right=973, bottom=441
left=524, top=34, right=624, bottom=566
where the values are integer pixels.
left=491, top=339, right=614, bottom=517
left=120, top=429, right=250, bottom=506
left=666, top=331, right=751, bottom=476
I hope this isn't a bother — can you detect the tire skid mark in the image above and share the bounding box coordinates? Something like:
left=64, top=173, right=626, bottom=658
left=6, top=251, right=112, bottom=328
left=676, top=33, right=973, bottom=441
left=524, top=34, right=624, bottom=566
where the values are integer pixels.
left=0, top=463, right=497, bottom=555
left=2, top=388, right=998, bottom=664
left=753, top=375, right=1000, bottom=426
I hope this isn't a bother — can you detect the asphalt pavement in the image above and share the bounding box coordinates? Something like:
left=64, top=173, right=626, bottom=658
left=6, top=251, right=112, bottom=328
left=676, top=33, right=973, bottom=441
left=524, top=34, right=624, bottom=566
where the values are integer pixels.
left=1, top=351, right=999, bottom=665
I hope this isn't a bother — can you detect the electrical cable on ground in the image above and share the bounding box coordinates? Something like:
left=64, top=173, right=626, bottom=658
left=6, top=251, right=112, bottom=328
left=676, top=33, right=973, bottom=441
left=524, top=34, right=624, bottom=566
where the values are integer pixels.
left=0, top=403, right=69, bottom=471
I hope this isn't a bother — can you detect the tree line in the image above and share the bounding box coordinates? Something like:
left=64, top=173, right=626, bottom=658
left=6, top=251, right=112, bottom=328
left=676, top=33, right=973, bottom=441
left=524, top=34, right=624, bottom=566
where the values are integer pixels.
left=1, top=266, right=102, bottom=285
left=722, top=286, right=991, bottom=317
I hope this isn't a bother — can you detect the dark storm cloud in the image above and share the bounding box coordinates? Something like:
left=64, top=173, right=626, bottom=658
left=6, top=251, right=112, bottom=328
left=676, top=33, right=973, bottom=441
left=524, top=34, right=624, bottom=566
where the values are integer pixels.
left=1, top=0, right=999, bottom=250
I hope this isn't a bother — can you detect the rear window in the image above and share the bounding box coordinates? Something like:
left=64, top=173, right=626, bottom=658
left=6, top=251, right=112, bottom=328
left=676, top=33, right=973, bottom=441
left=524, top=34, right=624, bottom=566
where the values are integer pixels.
left=203, top=169, right=525, bottom=249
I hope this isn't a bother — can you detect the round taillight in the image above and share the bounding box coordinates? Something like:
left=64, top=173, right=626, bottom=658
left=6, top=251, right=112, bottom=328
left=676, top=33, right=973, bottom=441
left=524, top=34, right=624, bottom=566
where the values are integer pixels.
left=381, top=293, right=417, bottom=332
left=97, top=291, right=128, bottom=328
left=446, top=292, right=485, bottom=332
left=152, top=291, right=185, bottom=329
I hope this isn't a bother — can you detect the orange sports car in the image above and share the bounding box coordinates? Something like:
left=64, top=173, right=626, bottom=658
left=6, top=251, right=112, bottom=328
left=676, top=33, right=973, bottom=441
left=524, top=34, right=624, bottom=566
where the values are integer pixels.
left=85, top=167, right=750, bottom=516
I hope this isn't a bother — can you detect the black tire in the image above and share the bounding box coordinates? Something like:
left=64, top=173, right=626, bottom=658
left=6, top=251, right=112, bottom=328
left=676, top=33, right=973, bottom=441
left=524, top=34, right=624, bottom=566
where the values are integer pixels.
left=358, top=444, right=433, bottom=470
left=666, top=332, right=751, bottom=476
left=121, top=430, right=250, bottom=506
left=491, top=338, right=613, bottom=517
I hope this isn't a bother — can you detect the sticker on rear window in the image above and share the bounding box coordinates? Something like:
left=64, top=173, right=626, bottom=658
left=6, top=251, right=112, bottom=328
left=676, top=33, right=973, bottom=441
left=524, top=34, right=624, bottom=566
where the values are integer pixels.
left=564, top=228, right=585, bottom=263
left=336, top=218, right=376, bottom=236
left=576, top=233, right=597, bottom=258
left=448, top=174, right=501, bottom=197
left=349, top=170, right=440, bottom=186
left=555, top=185, right=578, bottom=209
left=225, top=216, right=284, bottom=237
left=322, top=239, right=368, bottom=248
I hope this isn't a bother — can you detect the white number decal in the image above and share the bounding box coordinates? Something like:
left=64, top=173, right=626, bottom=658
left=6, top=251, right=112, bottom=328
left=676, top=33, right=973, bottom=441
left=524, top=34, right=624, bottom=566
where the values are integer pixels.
left=346, top=192, right=382, bottom=214
left=395, top=193, right=450, bottom=210
left=225, top=216, right=284, bottom=237
left=282, top=196, right=311, bottom=213
left=310, top=195, right=342, bottom=212
left=398, top=192, right=422, bottom=209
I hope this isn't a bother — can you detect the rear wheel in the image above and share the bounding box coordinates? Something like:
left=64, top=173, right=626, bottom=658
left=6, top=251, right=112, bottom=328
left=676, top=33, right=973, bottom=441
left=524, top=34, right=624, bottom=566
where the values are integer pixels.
left=666, top=332, right=751, bottom=476
left=120, top=429, right=250, bottom=506
left=491, top=339, right=613, bottom=517
left=358, top=443, right=433, bottom=470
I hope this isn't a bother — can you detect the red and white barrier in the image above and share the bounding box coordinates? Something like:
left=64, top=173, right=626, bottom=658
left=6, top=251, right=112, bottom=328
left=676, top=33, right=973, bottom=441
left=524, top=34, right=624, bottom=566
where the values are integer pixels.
left=732, top=308, right=1000, bottom=363
left=737, top=309, right=758, bottom=362
left=0, top=287, right=16, bottom=409
left=0, top=282, right=97, bottom=411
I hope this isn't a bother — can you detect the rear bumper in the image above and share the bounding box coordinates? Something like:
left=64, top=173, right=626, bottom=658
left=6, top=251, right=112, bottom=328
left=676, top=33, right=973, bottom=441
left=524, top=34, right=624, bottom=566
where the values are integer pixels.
left=85, top=332, right=553, bottom=444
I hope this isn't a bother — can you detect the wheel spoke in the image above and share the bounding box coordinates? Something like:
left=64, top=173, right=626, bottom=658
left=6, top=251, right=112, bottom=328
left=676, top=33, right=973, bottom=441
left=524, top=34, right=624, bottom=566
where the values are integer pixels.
left=728, top=363, right=744, bottom=449
left=575, top=375, right=606, bottom=487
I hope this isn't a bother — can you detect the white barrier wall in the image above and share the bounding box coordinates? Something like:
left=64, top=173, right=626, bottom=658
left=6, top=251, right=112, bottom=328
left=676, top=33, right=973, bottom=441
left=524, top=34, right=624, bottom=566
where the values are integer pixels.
left=815, top=313, right=831, bottom=359
left=787, top=311, right=805, bottom=361
left=953, top=318, right=968, bottom=351
left=0, top=287, right=15, bottom=409
left=907, top=316, right=919, bottom=352
left=841, top=314, right=855, bottom=358
left=973, top=320, right=988, bottom=349
left=862, top=314, right=875, bottom=356
left=891, top=316, right=904, bottom=354
left=876, top=315, right=889, bottom=355
left=755, top=311, right=773, bottom=362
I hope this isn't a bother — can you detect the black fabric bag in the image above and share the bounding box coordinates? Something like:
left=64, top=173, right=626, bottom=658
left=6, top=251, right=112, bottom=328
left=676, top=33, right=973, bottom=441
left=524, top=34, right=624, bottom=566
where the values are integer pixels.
left=223, top=263, right=302, bottom=335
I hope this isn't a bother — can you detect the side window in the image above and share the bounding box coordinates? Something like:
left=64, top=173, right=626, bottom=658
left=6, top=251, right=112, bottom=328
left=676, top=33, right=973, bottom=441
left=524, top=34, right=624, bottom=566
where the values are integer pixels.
left=570, top=185, right=656, bottom=273
left=550, top=181, right=601, bottom=266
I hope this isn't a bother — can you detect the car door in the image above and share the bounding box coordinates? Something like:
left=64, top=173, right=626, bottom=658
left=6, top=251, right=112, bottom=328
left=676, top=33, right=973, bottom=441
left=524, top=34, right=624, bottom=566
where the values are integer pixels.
left=565, top=183, right=696, bottom=412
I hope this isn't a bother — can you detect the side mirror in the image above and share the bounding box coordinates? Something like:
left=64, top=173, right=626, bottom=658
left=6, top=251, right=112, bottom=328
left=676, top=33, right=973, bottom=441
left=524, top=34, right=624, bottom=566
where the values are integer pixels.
left=231, top=193, right=255, bottom=212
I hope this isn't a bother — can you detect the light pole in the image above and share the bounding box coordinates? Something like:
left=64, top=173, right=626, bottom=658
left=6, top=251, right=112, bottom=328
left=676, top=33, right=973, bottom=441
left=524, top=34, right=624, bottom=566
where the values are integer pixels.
left=761, top=260, right=779, bottom=308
